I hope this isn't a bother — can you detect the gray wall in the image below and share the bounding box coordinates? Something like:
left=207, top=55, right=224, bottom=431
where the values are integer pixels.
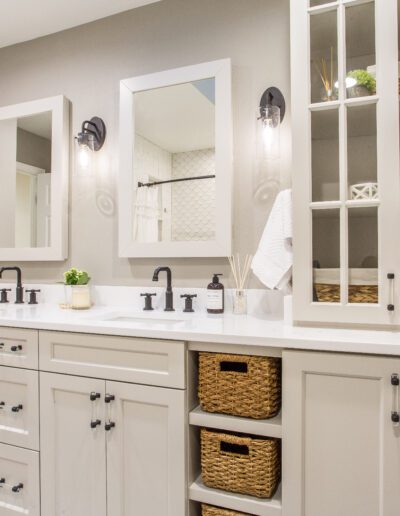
left=0, top=0, right=291, bottom=288
left=17, top=129, right=52, bottom=173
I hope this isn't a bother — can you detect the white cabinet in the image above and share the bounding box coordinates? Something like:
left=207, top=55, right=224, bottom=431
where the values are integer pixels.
left=0, top=328, right=38, bottom=369
left=106, top=381, right=186, bottom=516
left=0, top=443, right=40, bottom=516
left=291, top=0, right=400, bottom=326
left=283, top=350, right=400, bottom=516
left=40, top=371, right=186, bottom=516
left=0, top=367, right=39, bottom=450
left=40, top=372, right=107, bottom=516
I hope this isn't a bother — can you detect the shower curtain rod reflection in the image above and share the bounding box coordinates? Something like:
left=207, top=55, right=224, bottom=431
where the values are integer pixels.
left=137, top=174, right=216, bottom=188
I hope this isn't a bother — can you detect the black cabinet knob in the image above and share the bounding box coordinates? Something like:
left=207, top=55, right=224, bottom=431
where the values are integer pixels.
left=0, top=478, right=5, bottom=484
left=0, top=402, right=5, bottom=409
left=392, top=411, right=400, bottom=423
left=10, top=345, right=22, bottom=352
left=90, top=419, right=101, bottom=429
left=11, top=404, right=23, bottom=413
left=90, top=392, right=101, bottom=401
left=105, top=421, right=115, bottom=431
left=12, top=483, right=23, bottom=493
left=391, top=374, right=400, bottom=386
left=104, top=394, right=115, bottom=404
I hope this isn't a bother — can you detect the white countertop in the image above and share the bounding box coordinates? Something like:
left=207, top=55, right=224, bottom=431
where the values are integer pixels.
left=0, top=302, right=399, bottom=356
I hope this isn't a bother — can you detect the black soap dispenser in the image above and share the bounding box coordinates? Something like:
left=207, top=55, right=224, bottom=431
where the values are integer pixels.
left=207, top=274, right=224, bottom=314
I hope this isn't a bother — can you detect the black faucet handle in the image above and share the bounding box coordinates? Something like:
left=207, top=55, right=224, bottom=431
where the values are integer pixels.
left=140, top=293, right=156, bottom=311
left=0, top=289, right=12, bottom=304
left=26, top=289, right=41, bottom=305
left=180, top=294, right=197, bottom=313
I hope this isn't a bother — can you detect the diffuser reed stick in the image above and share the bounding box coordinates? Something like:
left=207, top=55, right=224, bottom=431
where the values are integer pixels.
left=228, top=255, right=252, bottom=290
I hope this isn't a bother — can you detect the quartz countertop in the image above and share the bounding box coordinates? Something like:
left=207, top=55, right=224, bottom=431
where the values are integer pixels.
left=0, top=302, right=399, bottom=356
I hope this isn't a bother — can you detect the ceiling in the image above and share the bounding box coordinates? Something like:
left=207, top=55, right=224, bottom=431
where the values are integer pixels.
left=0, top=0, right=161, bottom=49
left=135, top=80, right=215, bottom=154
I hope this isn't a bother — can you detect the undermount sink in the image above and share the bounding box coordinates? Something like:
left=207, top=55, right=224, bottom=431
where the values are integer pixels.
left=93, top=313, right=185, bottom=326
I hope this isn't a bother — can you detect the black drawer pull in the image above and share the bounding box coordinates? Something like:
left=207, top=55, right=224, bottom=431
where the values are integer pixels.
left=90, top=419, right=101, bottom=429
left=105, top=394, right=115, bottom=404
left=90, top=392, right=101, bottom=401
left=105, top=421, right=115, bottom=431
left=10, top=345, right=22, bottom=352
left=11, top=404, right=23, bottom=413
left=12, top=483, right=23, bottom=493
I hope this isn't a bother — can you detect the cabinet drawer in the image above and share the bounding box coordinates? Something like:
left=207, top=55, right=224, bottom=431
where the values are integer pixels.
left=0, top=443, right=40, bottom=516
left=0, top=328, right=38, bottom=369
left=39, top=331, right=186, bottom=388
left=0, top=367, right=39, bottom=450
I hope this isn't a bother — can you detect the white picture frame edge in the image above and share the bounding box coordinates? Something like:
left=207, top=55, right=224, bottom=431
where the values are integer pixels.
left=118, top=58, right=233, bottom=258
left=0, top=95, right=70, bottom=262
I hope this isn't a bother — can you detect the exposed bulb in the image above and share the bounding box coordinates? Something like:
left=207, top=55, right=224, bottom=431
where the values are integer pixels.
left=78, top=145, right=91, bottom=171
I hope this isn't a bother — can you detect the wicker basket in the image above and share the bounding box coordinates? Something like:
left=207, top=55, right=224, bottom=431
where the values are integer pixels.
left=201, top=428, right=280, bottom=498
left=198, top=353, right=281, bottom=419
left=202, top=504, right=251, bottom=516
left=314, top=283, right=378, bottom=304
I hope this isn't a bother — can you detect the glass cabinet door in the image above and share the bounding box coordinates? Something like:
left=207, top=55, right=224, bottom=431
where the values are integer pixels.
left=291, top=0, right=400, bottom=325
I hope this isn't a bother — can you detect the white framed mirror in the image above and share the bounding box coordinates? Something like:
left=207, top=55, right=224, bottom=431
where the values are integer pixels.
left=119, top=59, right=233, bottom=258
left=0, top=95, right=69, bottom=261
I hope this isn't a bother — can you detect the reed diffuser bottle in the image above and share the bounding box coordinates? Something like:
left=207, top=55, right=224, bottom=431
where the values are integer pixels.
left=229, top=255, right=252, bottom=315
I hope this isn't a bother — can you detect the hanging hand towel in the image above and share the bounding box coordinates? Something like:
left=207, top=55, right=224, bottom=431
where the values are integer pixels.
left=251, top=189, right=293, bottom=291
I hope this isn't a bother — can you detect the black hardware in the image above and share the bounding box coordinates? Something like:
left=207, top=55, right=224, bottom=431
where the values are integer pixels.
left=90, top=392, right=101, bottom=401
left=259, top=86, right=286, bottom=122
left=10, top=345, right=22, bottom=352
left=105, top=394, right=115, bottom=404
left=391, top=374, right=400, bottom=386
left=388, top=304, right=395, bottom=312
left=0, top=267, right=24, bottom=304
left=11, top=404, right=23, bottom=413
left=0, top=402, right=4, bottom=409
left=105, top=421, right=115, bottom=431
left=0, top=478, right=5, bottom=485
left=387, top=273, right=395, bottom=312
left=138, top=174, right=215, bottom=188
left=90, top=419, right=101, bottom=429
left=26, top=289, right=41, bottom=305
left=141, top=293, right=156, bottom=311
left=0, top=289, right=11, bottom=304
left=0, top=343, right=3, bottom=349
left=153, top=267, right=174, bottom=311
left=181, top=294, right=197, bottom=313
left=76, top=117, right=106, bottom=151
left=392, top=412, right=400, bottom=423
left=11, top=483, right=23, bottom=493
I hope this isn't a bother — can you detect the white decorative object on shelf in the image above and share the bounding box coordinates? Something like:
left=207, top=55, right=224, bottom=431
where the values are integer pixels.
left=350, top=182, right=378, bottom=200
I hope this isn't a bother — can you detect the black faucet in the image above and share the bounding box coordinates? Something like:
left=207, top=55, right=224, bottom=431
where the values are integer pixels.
left=152, top=267, right=174, bottom=311
left=0, top=267, right=24, bottom=304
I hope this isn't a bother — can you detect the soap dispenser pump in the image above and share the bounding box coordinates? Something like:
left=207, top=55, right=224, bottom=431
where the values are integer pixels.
left=207, top=274, right=224, bottom=314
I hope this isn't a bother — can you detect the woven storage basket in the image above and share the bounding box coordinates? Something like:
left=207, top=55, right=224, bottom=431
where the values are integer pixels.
left=201, top=428, right=280, bottom=498
left=198, top=353, right=281, bottom=419
left=315, top=284, right=378, bottom=304
left=202, top=504, right=251, bottom=516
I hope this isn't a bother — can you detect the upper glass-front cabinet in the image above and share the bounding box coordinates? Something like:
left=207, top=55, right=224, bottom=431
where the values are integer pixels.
left=291, top=0, right=400, bottom=326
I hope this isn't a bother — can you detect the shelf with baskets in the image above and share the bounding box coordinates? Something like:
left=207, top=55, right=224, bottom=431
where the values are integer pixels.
left=189, top=476, right=282, bottom=516
left=188, top=350, right=282, bottom=516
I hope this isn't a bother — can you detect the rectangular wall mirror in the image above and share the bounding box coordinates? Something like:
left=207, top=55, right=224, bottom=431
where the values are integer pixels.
left=0, top=95, right=69, bottom=261
left=119, top=59, right=233, bottom=257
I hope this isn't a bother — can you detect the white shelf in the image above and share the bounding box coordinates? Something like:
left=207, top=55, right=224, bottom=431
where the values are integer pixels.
left=189, top=406, right=282, bottom=438
left=189, top=476, right=282, bottom=516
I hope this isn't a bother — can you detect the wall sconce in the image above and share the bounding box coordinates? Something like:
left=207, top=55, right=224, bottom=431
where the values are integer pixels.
left=257, top=87, right=285, bottom=161
left=75, top=117, right=106, bottom=172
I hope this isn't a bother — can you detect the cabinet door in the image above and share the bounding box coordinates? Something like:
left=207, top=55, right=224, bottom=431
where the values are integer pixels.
left=106, top=381, right=186, bottom=516
left=283, top=351, right=400, bottom=516
left=0, top=367, right=39, bottom=450
left=40, top=372, right=107, bottom=516
left=0, top=443, right=39, bottom=516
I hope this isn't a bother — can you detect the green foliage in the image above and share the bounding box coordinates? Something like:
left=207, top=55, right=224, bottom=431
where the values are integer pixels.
left=63, top=268, right=91, bottom=286
left=348, top=69, right=376, bottom=94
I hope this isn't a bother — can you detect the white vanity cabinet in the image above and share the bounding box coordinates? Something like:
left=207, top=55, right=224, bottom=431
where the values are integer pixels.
left=283, top=350, right=400, bottom=516
left=38, top=332, right=186, bottom=516
left=291, top=0, right=400, bottom=326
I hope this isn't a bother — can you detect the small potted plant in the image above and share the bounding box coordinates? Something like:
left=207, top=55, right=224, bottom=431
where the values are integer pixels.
left=347, top=69, right=376, bottom=98
left=63, top=268, right=92, bottom=309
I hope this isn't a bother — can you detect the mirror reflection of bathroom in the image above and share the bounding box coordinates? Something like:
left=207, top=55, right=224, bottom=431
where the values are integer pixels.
left=0, top=111, right=52, bottom=249
left=132, top=78, right=216, bottom=243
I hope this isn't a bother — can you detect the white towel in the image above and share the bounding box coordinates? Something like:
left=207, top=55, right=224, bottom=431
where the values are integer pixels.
left=133, top=185, right=159, bottom=243
left=251, top=189, right=293, bottom=291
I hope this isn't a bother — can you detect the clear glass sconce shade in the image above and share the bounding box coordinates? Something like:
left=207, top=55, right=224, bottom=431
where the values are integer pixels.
left=76, top=134, right=95, bottom=174
left=257, top=105, right=281, bottom=161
